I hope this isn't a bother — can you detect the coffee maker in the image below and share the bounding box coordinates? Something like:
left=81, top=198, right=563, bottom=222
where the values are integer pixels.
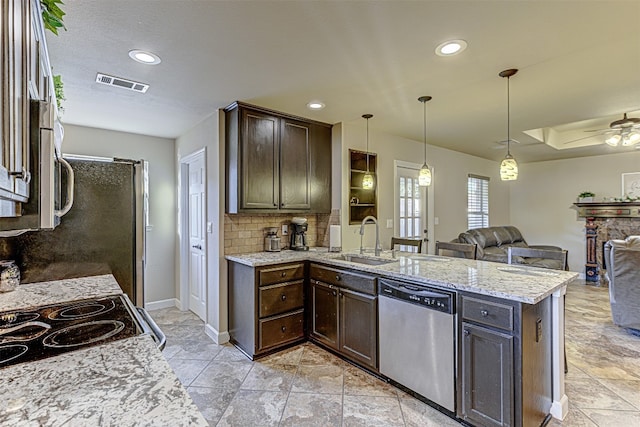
left=290, top=217, right=309, bottom=251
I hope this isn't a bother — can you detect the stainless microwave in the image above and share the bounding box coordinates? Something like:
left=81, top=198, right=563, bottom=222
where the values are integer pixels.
left=0, top=101, right=74, bottom=234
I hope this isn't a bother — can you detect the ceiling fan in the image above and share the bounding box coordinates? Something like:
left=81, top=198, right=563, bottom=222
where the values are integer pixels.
left=587, top=113, right=640, bottom=147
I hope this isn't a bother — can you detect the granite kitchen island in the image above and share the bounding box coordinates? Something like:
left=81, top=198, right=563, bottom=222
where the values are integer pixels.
left=0, top=275, right=207, bottom=427
left=227, top=249, right=577, bottom=425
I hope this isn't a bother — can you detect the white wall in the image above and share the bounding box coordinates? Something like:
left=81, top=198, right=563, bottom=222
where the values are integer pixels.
left=338, top=121, right=510, bottom=252
left=62, top=124, right=176, bottom=304
left=175, top=111, right=228, bottom=343
left=510, top=150, right=640, bottom=274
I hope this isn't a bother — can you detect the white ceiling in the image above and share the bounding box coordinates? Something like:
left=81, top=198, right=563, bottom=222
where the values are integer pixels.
left=46, top=0, right=640, bottom=163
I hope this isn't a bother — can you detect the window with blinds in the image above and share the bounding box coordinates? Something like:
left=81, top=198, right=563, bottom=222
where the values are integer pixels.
left=468, top=174, right=489, bottom=229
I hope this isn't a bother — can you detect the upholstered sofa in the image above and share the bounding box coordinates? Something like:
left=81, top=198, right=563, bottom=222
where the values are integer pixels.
left=457, top=225, right=565, bottom=269
left=604, top=236, right=640, bottom=334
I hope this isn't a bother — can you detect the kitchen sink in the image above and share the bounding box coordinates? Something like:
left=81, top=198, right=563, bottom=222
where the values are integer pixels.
left=408, top=255, right=450, bottom=262
left=338, top=254, right=397, bottom=266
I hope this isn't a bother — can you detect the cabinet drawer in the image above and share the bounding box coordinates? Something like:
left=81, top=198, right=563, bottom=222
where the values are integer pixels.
left=461, top=296, right=514, bottom=332
left=310, top=263, right=376, bottom=295
left=259, top=263, right=305, bottom=286
left=259, top=280, right=304, bottom=318
left=258, top=309, right=304, bottom=351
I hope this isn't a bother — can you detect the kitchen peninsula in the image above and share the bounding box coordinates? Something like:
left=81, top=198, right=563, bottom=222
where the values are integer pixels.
left=227, top=250, right=577, bottom=427
left=0, top=275, right=207, bottom=426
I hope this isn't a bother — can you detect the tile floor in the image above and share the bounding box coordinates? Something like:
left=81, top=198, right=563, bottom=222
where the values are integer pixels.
left=150, top=279, right=640, bottom=426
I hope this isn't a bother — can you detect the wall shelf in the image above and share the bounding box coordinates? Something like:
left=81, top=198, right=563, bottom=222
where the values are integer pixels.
left=349, top=149, right=377, bottom=224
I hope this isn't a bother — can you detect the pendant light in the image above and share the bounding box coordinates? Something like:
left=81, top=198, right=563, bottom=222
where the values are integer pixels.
left=418, top=96, right=432, bottom=186
left=499, top=68, right=519, bottom=181
left=362, top=114, right=374, bottom=190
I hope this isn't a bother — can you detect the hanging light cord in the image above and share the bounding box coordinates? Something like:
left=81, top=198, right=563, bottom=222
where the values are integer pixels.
left=423, top=100, right=427, bottom=162
left=506, top=75, right=511, bottom=156
left=366, top=117, right=370, bottom=172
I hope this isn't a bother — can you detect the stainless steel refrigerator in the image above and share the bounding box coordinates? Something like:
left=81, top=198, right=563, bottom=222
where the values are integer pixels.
left=11, top=156, right=146, bottom=306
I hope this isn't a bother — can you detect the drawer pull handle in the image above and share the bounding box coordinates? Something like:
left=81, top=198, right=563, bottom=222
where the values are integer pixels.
left=335, top=275, right=341, bottom=281
left=464, top=329, right=470, bottom=336
left=281, top=294, right=287, bottom=301
left=480, top=310, right=489, bottom=317
left=332, top=290, right=337, bottom=297
left=281, top=272, right=286, bottom=277
left=315, top=280, right=320, bottom=285
left=281, top=326, right=286, bottom=333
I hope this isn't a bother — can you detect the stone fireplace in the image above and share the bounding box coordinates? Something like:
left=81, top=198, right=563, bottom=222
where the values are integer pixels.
left=575, top=202, right=640, bottom=283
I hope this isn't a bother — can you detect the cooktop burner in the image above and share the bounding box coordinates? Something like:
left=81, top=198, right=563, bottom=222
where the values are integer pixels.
left=0, top=295, right=143, bottom=368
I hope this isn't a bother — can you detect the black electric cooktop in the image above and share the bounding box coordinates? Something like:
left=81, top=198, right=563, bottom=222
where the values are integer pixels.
left=0, top=295, right=143, bottom=369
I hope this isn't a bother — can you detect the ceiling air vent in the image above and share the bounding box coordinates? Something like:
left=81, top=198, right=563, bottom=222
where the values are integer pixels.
left=95, top=73, right=149, bottom=93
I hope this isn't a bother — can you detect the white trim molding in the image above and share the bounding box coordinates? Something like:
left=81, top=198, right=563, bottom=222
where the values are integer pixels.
left=145, top=298, right=179, bottom=311
left=550, top=284, right=569, bottom=420
left=205, top=323, right=230, bottom=344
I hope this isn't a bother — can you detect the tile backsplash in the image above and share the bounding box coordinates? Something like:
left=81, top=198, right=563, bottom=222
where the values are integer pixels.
left=224, top=209, right=340, bottom=255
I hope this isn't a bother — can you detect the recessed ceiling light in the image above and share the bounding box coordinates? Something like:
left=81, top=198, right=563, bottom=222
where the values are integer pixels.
left=307, top=101, right=325, bottom=110
left=128, top=49, right=161, bottom=65
left=435, top=39, right=468, bottom=56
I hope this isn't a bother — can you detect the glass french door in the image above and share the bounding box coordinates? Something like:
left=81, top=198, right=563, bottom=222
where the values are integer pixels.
left=396, top=165, right=427, bottom=252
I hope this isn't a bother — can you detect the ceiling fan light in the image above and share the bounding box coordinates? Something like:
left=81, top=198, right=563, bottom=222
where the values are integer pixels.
left=500, top=154, right=518, bottom=181
left=605, top=134, right=621, bottom=146
left=419, top=164, right=432, bottom=186
left=623, top=131, right=640, bottom=146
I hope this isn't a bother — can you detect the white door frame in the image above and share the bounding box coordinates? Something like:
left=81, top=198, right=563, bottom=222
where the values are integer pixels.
left=393, top=160, right=436, bottom=254
left=179, top=148, right=207, bottom=313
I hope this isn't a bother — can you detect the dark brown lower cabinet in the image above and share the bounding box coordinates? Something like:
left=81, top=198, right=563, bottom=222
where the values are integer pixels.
left=461, top=322, right=514, bottom=427
left=458, top=292, right=552, bottom=427
left=309, top=263, right=377, bottom=370
left=228, top=261, right=306, bottom=359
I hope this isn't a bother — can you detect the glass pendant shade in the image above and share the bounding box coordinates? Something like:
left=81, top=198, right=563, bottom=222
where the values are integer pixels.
left=500, top=153, right=518, bottom=181
left=419, top=164, right=432, bottom=186
left=362, top=172, right=374, bottom=189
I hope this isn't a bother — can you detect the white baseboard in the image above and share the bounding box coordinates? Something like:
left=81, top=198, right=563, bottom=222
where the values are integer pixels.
left=205, top=323, right=230, bottom=344
left=145, top=298, right=178, bottom=311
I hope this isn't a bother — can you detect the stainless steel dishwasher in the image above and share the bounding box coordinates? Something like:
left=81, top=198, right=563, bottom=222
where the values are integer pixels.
left=378, top=278, right=456, bottom=412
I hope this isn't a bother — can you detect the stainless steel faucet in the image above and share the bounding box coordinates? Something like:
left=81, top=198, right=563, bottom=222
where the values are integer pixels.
left=360, top=216, right=381, bottom=256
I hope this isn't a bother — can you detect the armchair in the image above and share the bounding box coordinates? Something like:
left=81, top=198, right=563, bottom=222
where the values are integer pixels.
left=604, top=236, right=640, bottom=334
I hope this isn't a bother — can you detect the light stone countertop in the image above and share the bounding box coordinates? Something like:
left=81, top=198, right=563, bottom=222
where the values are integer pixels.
left=226, top=249, right=578, bottom=304
left=0, top=274, right=208, bottom=427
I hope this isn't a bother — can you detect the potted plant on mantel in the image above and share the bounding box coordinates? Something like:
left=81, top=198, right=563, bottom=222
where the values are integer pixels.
left=578, top=191, right=595, bottom=203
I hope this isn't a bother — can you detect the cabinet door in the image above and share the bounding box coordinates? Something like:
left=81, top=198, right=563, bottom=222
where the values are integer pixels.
left=310, top=280, right=339, bottom=350
left=240, top=109, right=279, bottom=210
left=339, top=288, right=377, bottom=369
left=0, top=0, right=30, bottom=200
left=279, top=118, right=310, bottom=209
left=460, top=322, right=514, bottom=427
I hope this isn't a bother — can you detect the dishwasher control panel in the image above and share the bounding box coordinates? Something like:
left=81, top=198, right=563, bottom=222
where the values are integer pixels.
left=379, top=279, right=454, bottom=314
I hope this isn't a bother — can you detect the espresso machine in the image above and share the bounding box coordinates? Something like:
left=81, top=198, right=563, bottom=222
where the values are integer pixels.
left=290, top=217, right=309, bottom=251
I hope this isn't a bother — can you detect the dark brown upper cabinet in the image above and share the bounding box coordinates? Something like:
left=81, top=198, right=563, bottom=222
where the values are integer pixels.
left=225, top=102, right=331, bottom=214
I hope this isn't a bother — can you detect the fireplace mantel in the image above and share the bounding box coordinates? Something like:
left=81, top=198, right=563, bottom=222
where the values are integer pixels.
left=574, top=202, right=640, bottom=218
left=573, top=202, right=640, bottom=282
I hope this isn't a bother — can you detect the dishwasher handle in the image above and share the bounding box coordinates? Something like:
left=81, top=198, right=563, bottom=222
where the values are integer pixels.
left=380, top=279, right=451, bottom=299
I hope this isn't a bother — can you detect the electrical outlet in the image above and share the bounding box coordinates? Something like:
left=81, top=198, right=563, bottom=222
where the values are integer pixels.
left=434, top=217, right=439, bottom=225
left=207, top=222, right=213, bottom=233
left=386, top=219, right=393, bottom=229
left=282, top=224, right=288, bottom=235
